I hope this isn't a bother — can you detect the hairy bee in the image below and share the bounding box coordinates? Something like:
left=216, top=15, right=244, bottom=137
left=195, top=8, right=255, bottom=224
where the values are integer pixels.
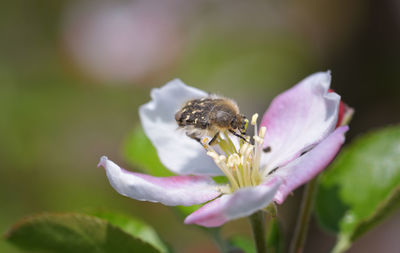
left=175, top=96, right=247, bottom=145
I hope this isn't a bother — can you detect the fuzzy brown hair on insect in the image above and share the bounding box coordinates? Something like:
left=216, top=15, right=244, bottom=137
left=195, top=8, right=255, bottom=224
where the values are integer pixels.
left=175, top=96, right=247, bottom=145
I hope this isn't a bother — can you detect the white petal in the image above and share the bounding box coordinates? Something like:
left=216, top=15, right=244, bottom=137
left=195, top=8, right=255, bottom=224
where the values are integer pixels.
left=139, top=79, right=222, bottom=175
left=260, top=71, right=340, bottom=173
left=98, top=156, right=221, bottom=206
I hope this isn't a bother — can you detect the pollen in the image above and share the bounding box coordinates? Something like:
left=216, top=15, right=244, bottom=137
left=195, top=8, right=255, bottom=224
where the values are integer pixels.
left=201, top=137, right=210, bottom=149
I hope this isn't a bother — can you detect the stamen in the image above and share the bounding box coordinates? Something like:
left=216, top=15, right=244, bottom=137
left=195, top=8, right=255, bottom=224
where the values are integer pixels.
left=238, top=142, right=251, bottom=186
left=259, top=126, right=266, bottom=139
left=251, top=113, right=259, bottom=149
left=198, top=113, right=267, bottom=191
left=218, top=155, right=227, bottom=163
left=216, top=156, right=240, bottom=190
left=244, top=146, right=253, bottom=163
left=239, top=142, right=250, bottom=155
left=251, top=123, right=263, bottom=185
left=223, top=131, right=237, bottom=153
left=206, top=150, right=219, bottom=160
left=218, top=139, right=232, bottom=155
left=253, top=136, right=264, bottom=144
left=228, top=154, right=244, bottom=187
left=251, top=113, right=259, bottom=126
left=227, top=154, right=239, bottom=167
left=218, top=185, right=231, bottom=194
left=242, top=156, right=252, bottom=187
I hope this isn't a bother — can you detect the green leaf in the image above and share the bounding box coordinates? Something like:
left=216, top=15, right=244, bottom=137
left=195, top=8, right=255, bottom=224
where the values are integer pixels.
left=123, top=126, right=173, bottom=177
left=212, top=176, right=229, bottom=185
left=88, top=211, right=169, bottom=253
left=315, top=125, right=400, bottom=253
left=5, top=213, right=165, bottom=253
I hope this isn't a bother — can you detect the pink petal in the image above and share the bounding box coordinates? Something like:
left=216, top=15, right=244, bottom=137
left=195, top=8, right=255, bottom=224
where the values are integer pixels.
left=184, top=177, right=281, bottom=227
left=98, top=156, right=221, bottom=206
left=273, top=126, right=349, bottom=204
left=260, top=72, right=341, bottom=173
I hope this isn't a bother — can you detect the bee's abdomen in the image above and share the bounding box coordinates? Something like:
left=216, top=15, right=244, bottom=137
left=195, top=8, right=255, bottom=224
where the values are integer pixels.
left=175, top=99, right=212, bottom=129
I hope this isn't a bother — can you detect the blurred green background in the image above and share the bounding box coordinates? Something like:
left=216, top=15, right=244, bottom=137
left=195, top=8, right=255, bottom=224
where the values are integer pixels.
left=1, top=0, right=399, bottom=252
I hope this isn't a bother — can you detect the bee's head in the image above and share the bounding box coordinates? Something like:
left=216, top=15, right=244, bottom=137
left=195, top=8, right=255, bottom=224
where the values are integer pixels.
left=231, top=114, right=247, bottom=134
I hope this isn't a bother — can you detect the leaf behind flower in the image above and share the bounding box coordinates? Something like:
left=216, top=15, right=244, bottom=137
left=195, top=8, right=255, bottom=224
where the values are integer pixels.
left=315, top=125, right=400, bottom=252
left=5, top=212, right=167, bottom=253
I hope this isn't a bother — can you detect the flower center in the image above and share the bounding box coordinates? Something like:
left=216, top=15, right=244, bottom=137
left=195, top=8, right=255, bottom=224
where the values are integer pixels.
left=202, top=114, right=266, bottom=193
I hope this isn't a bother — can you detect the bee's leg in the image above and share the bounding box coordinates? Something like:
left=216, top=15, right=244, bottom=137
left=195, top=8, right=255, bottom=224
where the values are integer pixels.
left=229, top=129, right=249, bottom=143
left=186, top=133, right=201, bottom=143
left=208, top=132, right=220, bottom=145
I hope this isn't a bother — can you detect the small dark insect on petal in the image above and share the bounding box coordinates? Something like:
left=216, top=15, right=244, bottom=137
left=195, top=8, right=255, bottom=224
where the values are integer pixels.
left=263, top=146, right=271, bottom=153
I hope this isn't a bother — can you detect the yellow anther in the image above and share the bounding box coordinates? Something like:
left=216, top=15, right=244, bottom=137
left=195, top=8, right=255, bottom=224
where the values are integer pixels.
left=251, top=113, right=259, bottom=126
left=201, top=138, right=209, bottom=149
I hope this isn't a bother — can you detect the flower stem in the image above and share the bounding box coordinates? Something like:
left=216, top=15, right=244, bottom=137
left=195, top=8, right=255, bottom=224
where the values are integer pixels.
left=289, top=177, right=319, bottom=253
left=249, top=211, right=267, bottom=253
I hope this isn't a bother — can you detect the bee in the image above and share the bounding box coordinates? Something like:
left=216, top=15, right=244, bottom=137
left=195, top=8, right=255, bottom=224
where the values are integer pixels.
left=175, top=96, right=247, bottom=145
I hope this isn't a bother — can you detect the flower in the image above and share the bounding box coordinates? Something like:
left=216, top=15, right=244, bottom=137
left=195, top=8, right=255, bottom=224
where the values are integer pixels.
left=98, top=71, right=351, bottom=227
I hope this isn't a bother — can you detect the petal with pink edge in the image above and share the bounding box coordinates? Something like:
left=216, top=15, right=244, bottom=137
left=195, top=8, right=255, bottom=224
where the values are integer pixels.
left=184, top=177, right=281, bottom=227
left=273, top=126, right=349, bottom=204
left=98, top=156, right=221, bottom=206
left=260, top=72, right=341, bottom=173
left=139, top=79, right=222, bottom=176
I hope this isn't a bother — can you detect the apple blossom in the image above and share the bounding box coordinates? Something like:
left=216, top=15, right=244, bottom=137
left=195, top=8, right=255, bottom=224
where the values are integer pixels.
left=98, top=71, right=350, bottom=227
